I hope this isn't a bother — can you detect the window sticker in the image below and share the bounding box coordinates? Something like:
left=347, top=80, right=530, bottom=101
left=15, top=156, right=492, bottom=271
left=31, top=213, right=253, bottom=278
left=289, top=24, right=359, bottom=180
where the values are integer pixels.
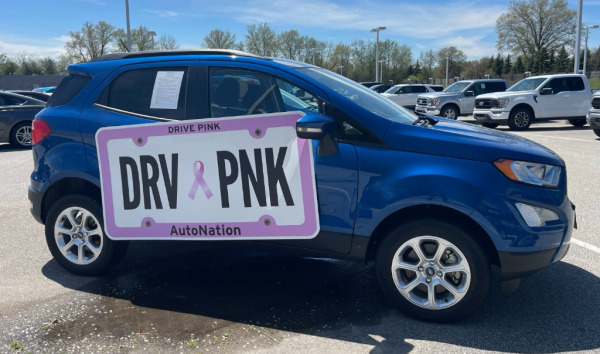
left=150, top=71, right=184, bottom=109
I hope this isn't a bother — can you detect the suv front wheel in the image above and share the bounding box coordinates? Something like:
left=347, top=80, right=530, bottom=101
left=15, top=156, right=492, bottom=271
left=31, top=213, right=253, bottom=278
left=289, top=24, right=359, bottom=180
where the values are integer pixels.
left=375, top=219, right=490, bottom=322
left=508, top=107, right=533, bottom=130
left=440, top=106, right=459, bottom=120
left=45, top=195, right=128, bottom=275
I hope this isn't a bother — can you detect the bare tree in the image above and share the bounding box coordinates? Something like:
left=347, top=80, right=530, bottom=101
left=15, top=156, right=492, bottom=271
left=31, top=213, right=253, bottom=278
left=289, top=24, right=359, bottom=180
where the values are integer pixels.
left=245, top=23, right=278, bottom=56
left=157, top=34, right=180, bottom=50
left=115, top=25, right=156, bottom=52
left=203, top=29, right=237, bottom=49
left=496, top=0, right=575, bottom=61
left=65, top=21, right=118, bottom=62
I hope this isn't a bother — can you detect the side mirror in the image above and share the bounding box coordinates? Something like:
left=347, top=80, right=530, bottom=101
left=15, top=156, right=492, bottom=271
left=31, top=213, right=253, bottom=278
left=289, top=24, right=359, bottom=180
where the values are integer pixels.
left=295, top=89, right=306, bottom=98
left=296, top=114, right=338, bottom=156
left=465, top=90, right=475, bottom=97
left=540, top=87, right=553, bottom=95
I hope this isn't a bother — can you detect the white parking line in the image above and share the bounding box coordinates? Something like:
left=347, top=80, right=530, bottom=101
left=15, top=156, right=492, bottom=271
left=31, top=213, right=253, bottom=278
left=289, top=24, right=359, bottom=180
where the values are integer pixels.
left=572, top=238, right=600, bottom=254
left=517, top=134, right=596, bottom=143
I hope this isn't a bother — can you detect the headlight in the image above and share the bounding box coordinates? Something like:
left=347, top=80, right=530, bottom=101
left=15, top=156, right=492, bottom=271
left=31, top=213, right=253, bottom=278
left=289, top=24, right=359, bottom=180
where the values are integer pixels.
left=496, top=98, right=510, bottom=108
left=494, top=159, right=561, bottom=187
left=429, top=98, right=440, bottom=106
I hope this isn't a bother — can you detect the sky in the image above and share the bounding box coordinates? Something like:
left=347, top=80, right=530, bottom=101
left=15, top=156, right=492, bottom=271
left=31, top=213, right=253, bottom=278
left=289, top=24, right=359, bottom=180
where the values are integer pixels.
left=1, top=0, right=599, bottom=61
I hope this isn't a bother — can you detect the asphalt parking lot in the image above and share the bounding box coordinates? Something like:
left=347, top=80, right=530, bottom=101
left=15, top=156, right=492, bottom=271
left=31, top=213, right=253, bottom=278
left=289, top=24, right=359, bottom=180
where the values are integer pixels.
left=1, top=119, right=599, bottom=353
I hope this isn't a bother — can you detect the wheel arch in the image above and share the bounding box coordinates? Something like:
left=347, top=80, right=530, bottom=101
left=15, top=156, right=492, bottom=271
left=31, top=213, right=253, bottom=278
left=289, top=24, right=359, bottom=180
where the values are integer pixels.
left=41, top=177, right=101, bottom=224
left=365, top=204, right=500, bottom=267
left=510, top=104, right=535, bottom=119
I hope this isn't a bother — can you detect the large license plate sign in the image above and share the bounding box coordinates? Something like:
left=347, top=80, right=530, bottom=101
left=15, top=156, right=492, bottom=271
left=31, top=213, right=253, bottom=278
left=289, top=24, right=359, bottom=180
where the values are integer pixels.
left=96, top=112, right=319, bottom=240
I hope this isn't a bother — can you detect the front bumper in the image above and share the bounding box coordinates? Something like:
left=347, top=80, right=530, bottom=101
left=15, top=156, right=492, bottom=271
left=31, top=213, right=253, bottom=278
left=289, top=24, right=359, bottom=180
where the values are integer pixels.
left=587, top=112, right=600, bottom=129
left=473, top=109, right=510, bottom=123
left=415, top=106, right=440, bottom=116
left=498, top=201, right=575, bottom=280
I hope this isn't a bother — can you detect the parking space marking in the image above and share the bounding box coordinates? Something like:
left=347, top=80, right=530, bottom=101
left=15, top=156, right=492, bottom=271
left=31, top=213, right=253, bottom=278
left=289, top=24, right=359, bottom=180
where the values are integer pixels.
left=517, top=134, right=597, bottom=143
left=572, top=238, right=600, bottom=254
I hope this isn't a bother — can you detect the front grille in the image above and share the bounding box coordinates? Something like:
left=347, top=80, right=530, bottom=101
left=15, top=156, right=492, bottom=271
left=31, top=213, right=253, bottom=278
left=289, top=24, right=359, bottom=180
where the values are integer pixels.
left=475, top=99, right=493, bottom=109
left=417, top=98, right=428, bottom=105
left=592, top=97, right=600, bottom=110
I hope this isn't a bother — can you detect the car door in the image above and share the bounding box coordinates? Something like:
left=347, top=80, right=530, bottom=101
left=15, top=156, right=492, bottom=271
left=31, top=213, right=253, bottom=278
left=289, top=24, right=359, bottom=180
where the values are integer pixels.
left=205, top=65, right=358, bottom=254
left=0, top=94, right=18, bottom=140
left=536, top=78, right=568, bottom=118
left=565, top=76, right=589, bottom=117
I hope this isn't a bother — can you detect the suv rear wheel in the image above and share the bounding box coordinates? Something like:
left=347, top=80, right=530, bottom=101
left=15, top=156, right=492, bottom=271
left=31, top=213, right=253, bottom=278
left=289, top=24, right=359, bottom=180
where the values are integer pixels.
left=375, top=219, right=490, bottom=322
left=45, top=195, right=128, bottom=275
left=593, top=129, right=600, bottom=138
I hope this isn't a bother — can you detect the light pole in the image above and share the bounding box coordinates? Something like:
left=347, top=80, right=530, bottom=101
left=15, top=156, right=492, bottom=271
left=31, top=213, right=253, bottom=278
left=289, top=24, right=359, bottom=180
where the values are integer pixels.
left=370, top=26, right=386, bottom=82
left=149, top=31, right=156, bottom=51
left=310, top=48, right=316, bottom=65
left=125, top=0, right=131, bottom=52
left=574, top=0, right=583, bottom=73
left=378, top=59, right=384, bottom=82
left=445, top=51, right=449, bottom=87
left=583, top=25, right=599, bottom=76
left=339, top=65, right=344, bottom=76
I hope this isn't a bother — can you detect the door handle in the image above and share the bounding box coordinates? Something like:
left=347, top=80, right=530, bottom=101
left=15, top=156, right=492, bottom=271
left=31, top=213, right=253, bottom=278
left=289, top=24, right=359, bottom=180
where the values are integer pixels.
left=563, top=95, right=571, bottom=99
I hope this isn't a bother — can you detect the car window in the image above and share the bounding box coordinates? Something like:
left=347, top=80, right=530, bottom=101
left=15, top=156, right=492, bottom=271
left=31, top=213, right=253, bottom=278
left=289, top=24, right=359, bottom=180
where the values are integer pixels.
left=209, top=67, right=319, bottom=118
left=508, top=78, right=547, bottom=92
left=470, top=83, right=486, bottom=96
left=48, top=74, right=92, bottom=107
left=385, top=86, right=401, bottom=94
left=486, top=82, right=507, bottom=93
left=543, top=78, right=568, bottom=94
left=566, top=77, right=585, bottom=91
left=443, top=82, right=471, bottom=93
left=96, top=66, right=189, bottom=120
left=401, top=86, right=412, bottom=94
left=412, top=86, right=427, bottom=93
left=0, top=94, right=26, bottom=106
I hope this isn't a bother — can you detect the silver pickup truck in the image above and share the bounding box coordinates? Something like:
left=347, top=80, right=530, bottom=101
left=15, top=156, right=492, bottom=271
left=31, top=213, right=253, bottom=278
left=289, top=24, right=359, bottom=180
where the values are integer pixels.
left=415, top=79, right=509, bottom=119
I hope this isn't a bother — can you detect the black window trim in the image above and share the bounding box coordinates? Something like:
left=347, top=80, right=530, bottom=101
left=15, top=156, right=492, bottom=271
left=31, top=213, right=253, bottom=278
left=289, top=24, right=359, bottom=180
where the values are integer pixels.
left=93, top=102, right=177, bottom=122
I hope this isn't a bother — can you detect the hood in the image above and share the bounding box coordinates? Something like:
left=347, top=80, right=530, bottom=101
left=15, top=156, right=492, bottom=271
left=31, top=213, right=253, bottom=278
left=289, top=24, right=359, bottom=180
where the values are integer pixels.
left=417, top=92, right=461, bottom=100
left=384, top=119, right=564, bottom=166
left=477, top=90, right=536, bottom=99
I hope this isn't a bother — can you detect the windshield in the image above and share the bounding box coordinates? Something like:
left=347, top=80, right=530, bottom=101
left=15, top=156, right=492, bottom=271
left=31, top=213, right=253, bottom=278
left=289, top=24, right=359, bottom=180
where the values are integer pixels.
left=297, top=67, right=417, bottom=124
left=508, top=78, right=547, bottom=92
left=384, top=86, right=401, bottom=94
left=443, top=82, right=471, bottom=93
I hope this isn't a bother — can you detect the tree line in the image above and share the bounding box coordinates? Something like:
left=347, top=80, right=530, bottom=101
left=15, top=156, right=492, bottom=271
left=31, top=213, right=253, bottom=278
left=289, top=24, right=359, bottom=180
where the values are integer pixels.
left=1, top=0, right=599, bottom=85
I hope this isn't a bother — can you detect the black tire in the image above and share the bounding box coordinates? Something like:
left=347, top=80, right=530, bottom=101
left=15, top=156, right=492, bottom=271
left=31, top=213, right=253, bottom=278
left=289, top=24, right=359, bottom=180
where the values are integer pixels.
left=375, top=219, right=490, bottom=323
left=594, top=129, right=600, bottom=138
left=9, top=121, right=33, bottom=148
left=440, top=105, right=459, bottom=120
left=507, top=107, right=533, bottom=130
left=45, top=194, right=128, bottom=276
left=481, top=123, right=499, bottom=129
left=568, top=119, right=586, bottom=127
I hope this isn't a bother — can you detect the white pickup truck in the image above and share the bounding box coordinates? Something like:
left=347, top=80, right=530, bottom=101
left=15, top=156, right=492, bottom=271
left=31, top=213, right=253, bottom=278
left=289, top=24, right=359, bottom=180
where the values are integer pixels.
left=587, top=91, right=600, bottom=138
left=473, top=74, right=593, bottom=130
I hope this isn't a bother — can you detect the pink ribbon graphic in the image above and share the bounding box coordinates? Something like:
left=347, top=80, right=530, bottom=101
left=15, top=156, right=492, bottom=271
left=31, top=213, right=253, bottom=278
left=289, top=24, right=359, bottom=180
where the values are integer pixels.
left=188, top=161, right=213, bottom=200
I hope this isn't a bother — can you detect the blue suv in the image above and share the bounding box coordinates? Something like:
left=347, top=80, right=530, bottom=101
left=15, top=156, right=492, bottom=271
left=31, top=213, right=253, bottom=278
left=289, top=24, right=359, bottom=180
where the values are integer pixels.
left=29, top=50, right=575, bottom=322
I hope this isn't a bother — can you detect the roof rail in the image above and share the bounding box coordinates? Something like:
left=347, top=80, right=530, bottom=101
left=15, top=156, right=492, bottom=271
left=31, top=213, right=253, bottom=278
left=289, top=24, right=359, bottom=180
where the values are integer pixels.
left=90, top=49, right=265, bottom=62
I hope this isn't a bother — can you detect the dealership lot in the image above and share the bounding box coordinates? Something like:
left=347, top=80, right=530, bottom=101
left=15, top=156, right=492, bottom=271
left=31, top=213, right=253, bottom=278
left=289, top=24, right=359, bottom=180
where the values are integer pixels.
left=0, top=120, right=599, bottom=353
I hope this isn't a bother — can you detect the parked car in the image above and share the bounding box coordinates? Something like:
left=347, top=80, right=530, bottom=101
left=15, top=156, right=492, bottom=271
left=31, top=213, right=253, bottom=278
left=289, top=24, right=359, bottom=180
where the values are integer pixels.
left=382, top=84, right=444, bottom=110
left=473, top=74, right=593, bottom=130
left=32, top=86, right=56, bottom=94
left=369, top=84, right=393, bottom=93
left=29, top=50, right=574, bottom=323
left=587, top=91, right=600, bottom=137
left=415, top=79, right=509, bottom=119
left=9, top=90, right=51, bottom=102
left=0, top=91, right=45, bottom=148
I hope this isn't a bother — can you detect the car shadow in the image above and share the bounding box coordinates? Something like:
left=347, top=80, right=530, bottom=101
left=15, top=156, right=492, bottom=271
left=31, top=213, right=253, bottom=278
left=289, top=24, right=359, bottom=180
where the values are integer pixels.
left=40, top=240, right=600, bottom=352
left=0, top=143, right=31, bottom=152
